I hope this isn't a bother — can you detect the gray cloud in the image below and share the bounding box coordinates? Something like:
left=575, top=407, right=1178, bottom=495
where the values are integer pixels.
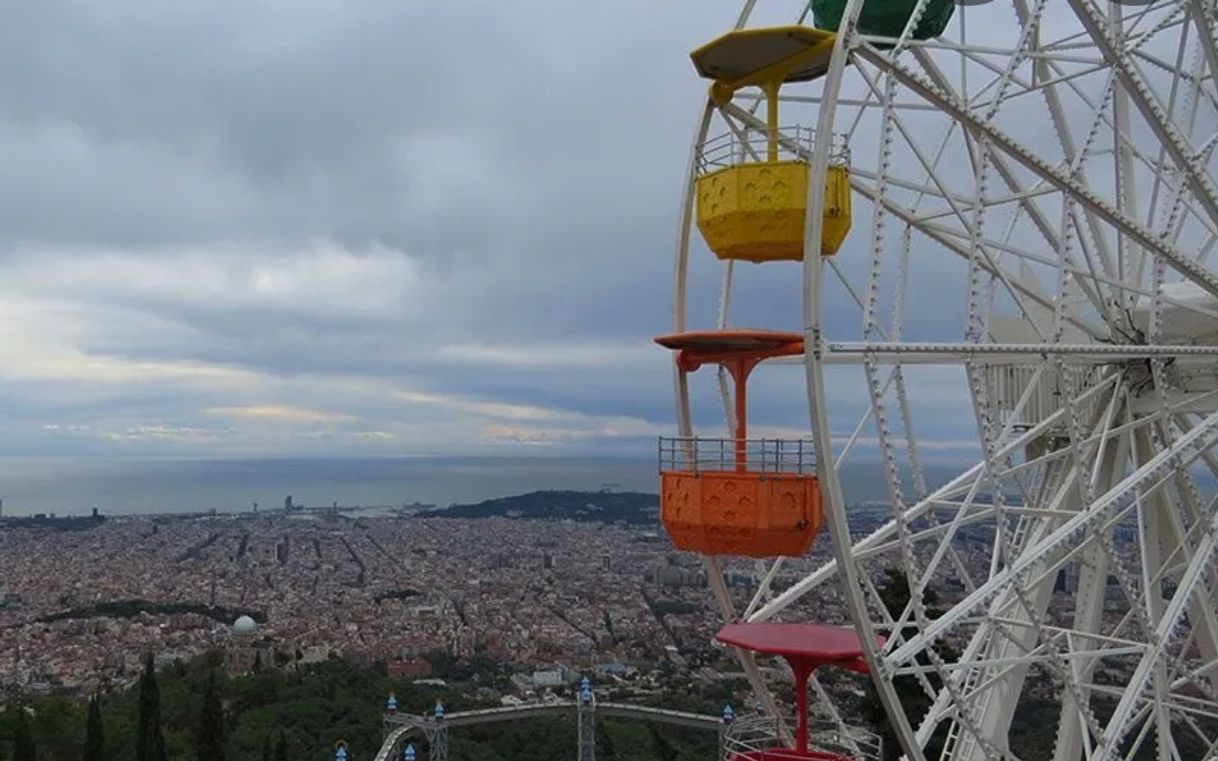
left=0, top=0, right=994, bottom=459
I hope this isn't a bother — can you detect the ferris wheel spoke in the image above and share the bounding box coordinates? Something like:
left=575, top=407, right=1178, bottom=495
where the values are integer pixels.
left=1124, top=0, right=1191, bottom=42
left=911, top=43, right=1105, bottom=71
left=887, top=406, right=1218, bottom=666
left=1066, top=0, right=1218, bottom=229
left=717, top=110, right=768, bottom=164
left=714, top=100, right=1106, bottom=334
left=1152, top=418, right=1218, bottom=695
left=1052, top=414, right=1137, bottom=760
left=908, top=29, right=1076, bottom=234
left=891, top=637, right=1144, bottom=680
left=1187, top=0, right=1218, bottom=105
left=833, top=364, right=896, bottom=469
left=1142, top=15, right=1203, bottom=261
left=1023, top=51, right=1218, bottom=268
left=742, top=557, right=785, bottom=620
left=769, top=92, right=942, bottom=112
left=1130, top=47, right=1209, bottom=94
left=754, top=374, right=1119, bottom=625
left=939, top=390, right=1113, bottom=760
left=848, top=58, right=988, bottom=235
left=855, top=572, right=944, bottom=705
left=869, top=41, right=1124, bottom=324
left=750, top=382, right=1115, bottom=628
left=902, top=183, right=1060, bottom=225
left=957, top=52, right=1035, bottom=103
left=824, top=342, right=1218, bottom=365
left=827, top=258, right=892, bottom=342
left=848, top=166, right=980, bottom=209
left=847, top=177, right=1109, bottom=339
left=1017, top=2, right=1127, bottom=298
left=732, top=0, right=757, bottom=31
left=1095, top=508, right=1218, bottom=756
left=907, top=220, right=1218, bottom=321
left=986, top=61, right=1112, bottom=106
left=856, top=44, right=1218, bottom=300
left=704, top=554, right=787, bottom=722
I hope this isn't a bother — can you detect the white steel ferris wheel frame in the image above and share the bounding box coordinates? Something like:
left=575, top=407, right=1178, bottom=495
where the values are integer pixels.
left=671, top=1, right=1218, bottom=760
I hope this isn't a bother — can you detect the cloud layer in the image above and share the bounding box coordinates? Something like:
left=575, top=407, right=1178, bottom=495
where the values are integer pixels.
left=0, top=0, right=981, bottom=459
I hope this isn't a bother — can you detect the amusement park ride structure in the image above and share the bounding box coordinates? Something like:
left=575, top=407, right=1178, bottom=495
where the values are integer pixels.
left=375, top=683, right=731, bottom=761
left=375, top=0, right=1218, bottom=759
left=660, top=0, right=1218, bottom=760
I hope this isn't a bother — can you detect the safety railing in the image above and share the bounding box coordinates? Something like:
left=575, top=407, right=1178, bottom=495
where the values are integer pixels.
left=696, top=127, right=850, bottom=173
left=659, top=437, right=817, bottom=475
left=723, top=715, right=882, bottom=761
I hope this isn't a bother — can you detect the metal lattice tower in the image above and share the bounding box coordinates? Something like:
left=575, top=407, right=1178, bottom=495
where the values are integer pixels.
left=427, top=724, right=447, bottom=761
left=577, top=677, right=596, bottom=761
left=428, top=701, right=448, bottom=761
left=718, top=705, right=733, bottom=761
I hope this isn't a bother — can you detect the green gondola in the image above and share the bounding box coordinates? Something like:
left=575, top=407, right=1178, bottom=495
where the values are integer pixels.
left=811, top=0, right=955, bottom=41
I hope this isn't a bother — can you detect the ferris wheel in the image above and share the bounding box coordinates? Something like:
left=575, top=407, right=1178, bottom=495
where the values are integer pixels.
left=657, top=1, right=1218, bottom=760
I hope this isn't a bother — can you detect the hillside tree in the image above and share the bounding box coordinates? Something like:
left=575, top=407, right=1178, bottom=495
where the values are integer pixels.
left=13, top=706, right=36, bottom=761
left=136, top=654, right=168, bottom=761
left=83, top=694, right=105, bottom=761
left=196, top=669, right=225, bottom=761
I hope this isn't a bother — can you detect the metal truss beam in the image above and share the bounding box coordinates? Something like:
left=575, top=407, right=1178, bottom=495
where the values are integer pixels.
left=853, top=44, right=1218, bottom=299
left=888, top=406, right=1218, bottom=665
left=1066, top=0, right=1218, bottom=228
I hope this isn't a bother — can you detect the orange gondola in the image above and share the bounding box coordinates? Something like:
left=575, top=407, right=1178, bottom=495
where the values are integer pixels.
left=656, top=330, right=821, bottom=558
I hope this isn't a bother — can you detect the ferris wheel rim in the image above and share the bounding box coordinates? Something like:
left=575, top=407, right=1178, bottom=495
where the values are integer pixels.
left=792, top=5, right=934, bottom=761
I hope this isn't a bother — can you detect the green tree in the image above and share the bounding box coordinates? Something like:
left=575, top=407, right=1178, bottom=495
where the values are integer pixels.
left=83, top=695, right=105, bottom=761
left=647, top=724, right=679, bottom=761
left=196, top=670, right=225, bottom=761
left=274, top=730, right=288, bottom=761
left=261, top=733, right=272, bottom=761
left=13, top=706, right=36, bottom=761
left=137, top=653, right=168, bottom=761
left=596, top=719, right=616, bottom=761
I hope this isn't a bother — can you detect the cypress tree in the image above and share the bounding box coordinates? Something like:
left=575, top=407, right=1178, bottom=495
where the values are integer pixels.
left=83, top=694, right=105, bottom=761
left=196, top=669, right=225, bottom=761
left=136, top=653, right=168, bottom=761
left=12, top=706, right=35, bottom=761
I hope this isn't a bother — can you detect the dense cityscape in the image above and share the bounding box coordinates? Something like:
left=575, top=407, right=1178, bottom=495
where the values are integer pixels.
left=0, top=489, right=1135, bottom=703
left=0, top=493, right=836, bottom=698
left=0, top=488, right=1207, bottom=761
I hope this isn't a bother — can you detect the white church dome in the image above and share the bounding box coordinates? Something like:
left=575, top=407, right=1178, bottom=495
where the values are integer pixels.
left=232, top=615, right=258, bottom=635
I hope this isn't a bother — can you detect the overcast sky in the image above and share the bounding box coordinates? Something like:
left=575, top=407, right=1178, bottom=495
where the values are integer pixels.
left=0, top=1, right=732, bottom=458
left=0, top=0, right=992, bottom=461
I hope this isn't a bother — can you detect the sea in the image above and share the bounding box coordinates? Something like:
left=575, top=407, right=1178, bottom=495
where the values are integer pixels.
left=0, top=457, right=665, bottom=517
left=0, top=456, right=964, bottom=517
